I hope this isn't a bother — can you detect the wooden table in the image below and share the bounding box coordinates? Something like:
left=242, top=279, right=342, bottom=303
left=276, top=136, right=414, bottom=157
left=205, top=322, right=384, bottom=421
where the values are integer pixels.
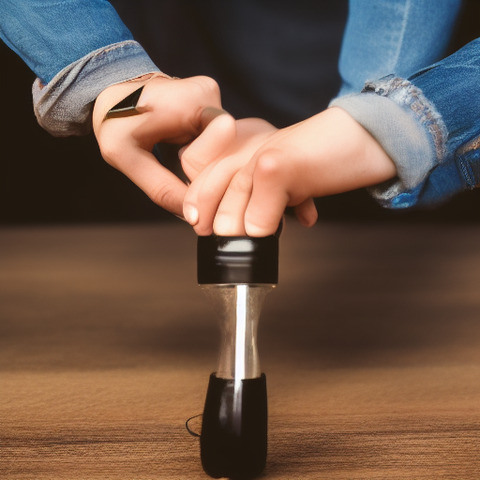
left=1, top=221, right=479, bottom=479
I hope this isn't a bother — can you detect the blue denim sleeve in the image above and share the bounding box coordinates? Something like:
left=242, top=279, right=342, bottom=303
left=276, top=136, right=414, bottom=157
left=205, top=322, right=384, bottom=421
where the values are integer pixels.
left=337, top=0, right=463, bottom=96
left=0, top=0, right=161, bottom=136
left=332, top=39, right=480, bottom=209
left=0, top=0, right=135, bottom=84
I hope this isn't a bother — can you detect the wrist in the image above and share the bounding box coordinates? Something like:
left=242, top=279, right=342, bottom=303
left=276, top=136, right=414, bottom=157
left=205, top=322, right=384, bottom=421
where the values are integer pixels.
left=328, top=107, right=397, bottom=188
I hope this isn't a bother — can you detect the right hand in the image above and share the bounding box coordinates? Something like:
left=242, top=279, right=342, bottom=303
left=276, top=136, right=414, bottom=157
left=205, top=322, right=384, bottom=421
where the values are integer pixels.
left=92, top=74, right=236, bottom=218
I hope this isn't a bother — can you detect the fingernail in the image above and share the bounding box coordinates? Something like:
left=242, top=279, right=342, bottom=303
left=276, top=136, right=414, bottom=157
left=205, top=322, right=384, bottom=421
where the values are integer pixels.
left=214, top=215, right=240, bottom=236
left=183, top=204, right=199, bottom=225
left=245, top=221, right=268, bottom=237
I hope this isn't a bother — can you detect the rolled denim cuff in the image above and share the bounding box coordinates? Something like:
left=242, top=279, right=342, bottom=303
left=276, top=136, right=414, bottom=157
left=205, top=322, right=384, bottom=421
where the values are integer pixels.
left=32, top=40, right=161, bottom=137
left=330, top=76, right=448, bottom=208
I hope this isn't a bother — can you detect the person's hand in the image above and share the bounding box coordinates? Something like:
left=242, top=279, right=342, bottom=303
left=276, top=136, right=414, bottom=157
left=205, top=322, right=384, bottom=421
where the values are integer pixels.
left=92, top=73, right=235, bottom=218
left=181, top=117, right=278, bottom=235
left=183, top=107, right=397, bottom=236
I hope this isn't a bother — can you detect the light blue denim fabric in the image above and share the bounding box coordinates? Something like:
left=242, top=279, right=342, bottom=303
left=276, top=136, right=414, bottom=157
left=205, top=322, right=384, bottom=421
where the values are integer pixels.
left=332, top=0, right=480, bottom=209
left=32, top=40, right=160, bottom=136
left=0, top=0, right=136, bottom=84
left=337, top=0, right=463, bottom=96
left=0, top=0, right=160, bottom=135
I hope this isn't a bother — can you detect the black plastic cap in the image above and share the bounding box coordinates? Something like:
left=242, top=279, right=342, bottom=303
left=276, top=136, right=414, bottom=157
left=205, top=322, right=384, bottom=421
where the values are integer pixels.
left=197, top=234, right=279, bottom=285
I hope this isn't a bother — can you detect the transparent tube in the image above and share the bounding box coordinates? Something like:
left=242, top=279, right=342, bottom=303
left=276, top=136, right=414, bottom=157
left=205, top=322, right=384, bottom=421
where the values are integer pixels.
left=202, top=284, right=274, bottom=380
left=200, top=283, right=274, bottom=479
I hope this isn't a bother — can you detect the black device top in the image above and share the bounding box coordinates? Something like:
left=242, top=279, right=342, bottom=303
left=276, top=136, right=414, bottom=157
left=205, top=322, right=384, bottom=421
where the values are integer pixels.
left=197, top=234, right=279, bottom=285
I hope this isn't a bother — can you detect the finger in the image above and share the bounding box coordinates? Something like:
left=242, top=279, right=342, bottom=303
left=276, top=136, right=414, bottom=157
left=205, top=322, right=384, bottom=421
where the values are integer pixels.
left=294, top=198, right=318, bottom=228
left=243, top=151, right=291, bottom=237
left=180, top=109, right=236, bottom=180
left=183, top=118, right=278, bottom=233
left=244, top=189, right=288, bottom=237
left=135, top=75, right=224, bottom=144
left=212, top=166, right=256, bottom=236
left=183, top=157, right=242, bottom=235
left=115, top=144, right=188, bottom=217
left=179, top=116, right=275, bottom=178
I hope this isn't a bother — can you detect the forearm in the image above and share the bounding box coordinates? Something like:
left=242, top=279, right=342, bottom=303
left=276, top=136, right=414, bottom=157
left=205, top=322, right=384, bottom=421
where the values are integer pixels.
left=332, top=38, right=480, bottom=208
left=0, top=0, right=160, bottom=136
left=33, top=41, right=160, bottom=136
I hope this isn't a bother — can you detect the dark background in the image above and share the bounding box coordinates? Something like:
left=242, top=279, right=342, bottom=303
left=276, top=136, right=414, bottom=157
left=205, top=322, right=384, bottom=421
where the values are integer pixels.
left=1, top=0, right=479, bottom=225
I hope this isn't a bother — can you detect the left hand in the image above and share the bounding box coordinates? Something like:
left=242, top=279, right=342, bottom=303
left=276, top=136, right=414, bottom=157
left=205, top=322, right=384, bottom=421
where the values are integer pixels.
left=183, top=107, right=397, bottom=236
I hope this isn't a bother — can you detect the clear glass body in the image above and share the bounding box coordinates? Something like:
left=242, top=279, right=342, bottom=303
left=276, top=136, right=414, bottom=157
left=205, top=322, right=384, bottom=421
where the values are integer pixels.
left=200, top=283, right=274, bottom=478
left=201, top=284, right=274, bottom=380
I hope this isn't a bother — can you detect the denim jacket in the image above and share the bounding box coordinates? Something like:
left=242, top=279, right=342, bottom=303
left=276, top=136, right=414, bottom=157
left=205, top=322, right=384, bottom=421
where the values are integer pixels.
left=331, top=0, right=480, bottom=209
left=1, top=0, right=479, bottom=209
left=0, top=0, right=160, bottom=136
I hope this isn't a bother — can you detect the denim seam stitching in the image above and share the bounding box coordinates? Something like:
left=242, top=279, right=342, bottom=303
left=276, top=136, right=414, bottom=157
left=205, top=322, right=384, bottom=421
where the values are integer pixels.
left=390, top=0, right=412, bottom=72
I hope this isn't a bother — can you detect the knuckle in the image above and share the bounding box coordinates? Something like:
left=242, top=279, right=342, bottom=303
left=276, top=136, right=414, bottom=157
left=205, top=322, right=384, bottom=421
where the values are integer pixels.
left=254, top=151, right=283, bottom=179
left=148, top=183, right=175, bottom=209
left=199, top=75, right=220, bottom=92
left=217, top=111, right=236, bottom=133
left=98, top=139, right=121, bottom=167
left=192, top=75, right=221, bottom=98
left=97, top=131, right=129, bottom=168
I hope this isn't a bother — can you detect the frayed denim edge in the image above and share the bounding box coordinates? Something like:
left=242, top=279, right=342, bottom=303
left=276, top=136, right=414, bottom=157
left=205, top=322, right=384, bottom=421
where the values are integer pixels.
left=363, top=75, right=448, bottom=165
left=32, top=40, right=160, bottom=137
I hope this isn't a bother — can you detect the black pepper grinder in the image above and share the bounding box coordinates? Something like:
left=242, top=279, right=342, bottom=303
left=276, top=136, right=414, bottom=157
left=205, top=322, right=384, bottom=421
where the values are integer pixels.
left=197, top=232, right=279, bottom=479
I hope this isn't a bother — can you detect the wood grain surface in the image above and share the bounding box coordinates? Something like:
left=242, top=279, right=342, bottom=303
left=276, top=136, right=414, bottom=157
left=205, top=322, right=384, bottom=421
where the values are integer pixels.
left=1, top=221, right=480, bottom=479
